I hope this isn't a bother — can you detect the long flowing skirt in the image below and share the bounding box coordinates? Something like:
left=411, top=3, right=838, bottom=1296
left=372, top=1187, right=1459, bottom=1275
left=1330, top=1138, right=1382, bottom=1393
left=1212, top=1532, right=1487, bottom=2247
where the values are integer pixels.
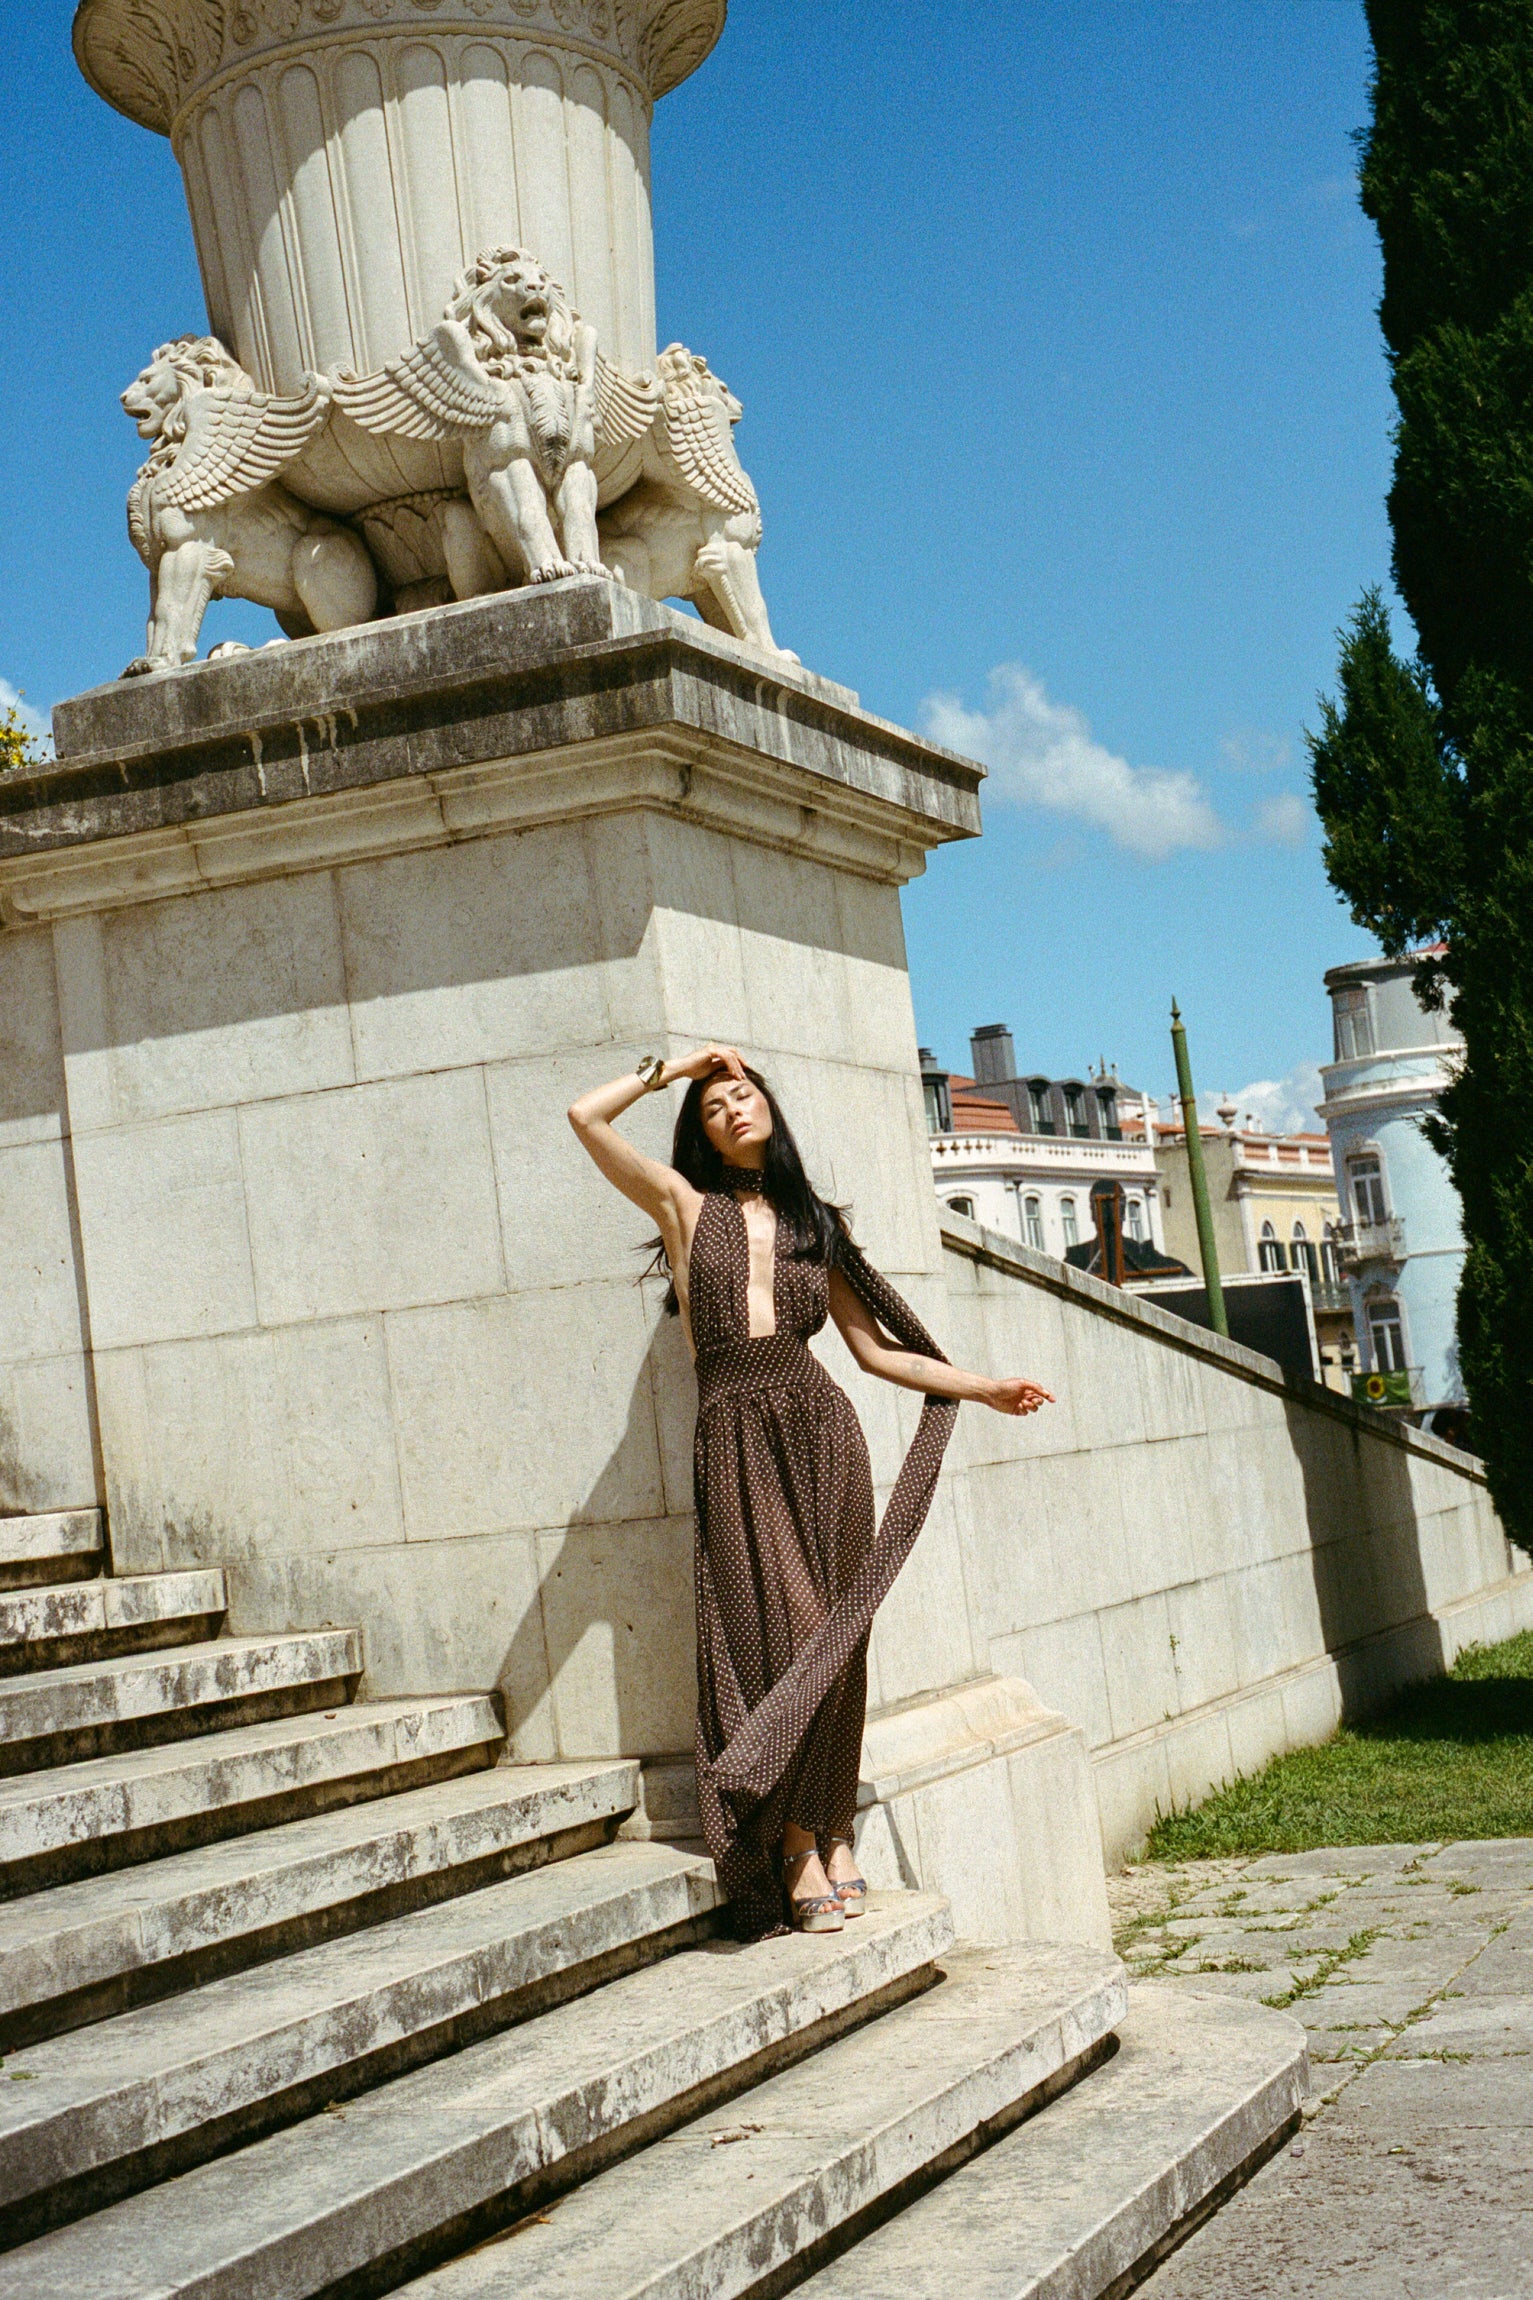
left=690, top=1234, right=959, bottom=1939
left=693, top=1336, right=873, bottom=1936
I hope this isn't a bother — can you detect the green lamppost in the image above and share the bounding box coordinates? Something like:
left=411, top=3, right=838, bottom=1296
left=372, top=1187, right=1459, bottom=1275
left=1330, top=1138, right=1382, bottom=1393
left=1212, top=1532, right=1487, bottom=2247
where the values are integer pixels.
left=1170, top=1000, right=1229, bottom=1339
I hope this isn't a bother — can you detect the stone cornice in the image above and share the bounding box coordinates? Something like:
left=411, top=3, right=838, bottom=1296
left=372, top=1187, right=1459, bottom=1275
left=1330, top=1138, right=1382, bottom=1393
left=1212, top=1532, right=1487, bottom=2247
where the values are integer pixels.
left=1320, top=1048, right=1460, bottom=1088
left=0, top=584, right=983, bottom=919
left=930, top=1135, right=1159, bottom=1180
left=1320, top=1072, right=1453, bottom=1123
left=72, top=0, right=726, bottom=135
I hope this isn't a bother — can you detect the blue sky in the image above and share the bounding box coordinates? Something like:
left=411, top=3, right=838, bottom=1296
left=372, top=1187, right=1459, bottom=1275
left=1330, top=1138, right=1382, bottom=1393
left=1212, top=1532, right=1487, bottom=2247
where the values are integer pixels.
left=2, top=2, right=1389, bottom=1121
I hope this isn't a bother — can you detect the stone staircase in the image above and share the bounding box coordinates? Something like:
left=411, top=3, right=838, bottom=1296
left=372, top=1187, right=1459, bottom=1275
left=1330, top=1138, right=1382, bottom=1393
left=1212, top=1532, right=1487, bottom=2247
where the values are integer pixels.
left=0, top=1508, right=1308, bottom=2298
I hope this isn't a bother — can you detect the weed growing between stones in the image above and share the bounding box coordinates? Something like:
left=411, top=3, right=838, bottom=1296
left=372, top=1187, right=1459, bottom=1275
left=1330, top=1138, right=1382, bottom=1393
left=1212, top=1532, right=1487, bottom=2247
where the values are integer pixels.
left=1261, top=1929, right=1380, bottom=2010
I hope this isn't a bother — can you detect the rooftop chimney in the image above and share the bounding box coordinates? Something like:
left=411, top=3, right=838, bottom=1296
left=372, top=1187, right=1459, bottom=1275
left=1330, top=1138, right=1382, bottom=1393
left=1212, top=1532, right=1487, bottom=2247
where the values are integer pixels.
left=970, top=1024, right=1016, bottom=1085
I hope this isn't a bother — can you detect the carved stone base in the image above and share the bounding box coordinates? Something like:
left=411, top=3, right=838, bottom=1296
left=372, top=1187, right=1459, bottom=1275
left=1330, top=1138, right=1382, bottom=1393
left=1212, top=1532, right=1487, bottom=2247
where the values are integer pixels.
left=621, top=1678, right=1113, bottom=1952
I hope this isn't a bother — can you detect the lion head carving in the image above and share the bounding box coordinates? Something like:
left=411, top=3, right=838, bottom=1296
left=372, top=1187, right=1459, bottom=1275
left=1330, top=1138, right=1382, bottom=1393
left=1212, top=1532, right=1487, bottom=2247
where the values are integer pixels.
left=445, top=247, right=580, bottom=379
left=122, top=336, right=255, bottom=454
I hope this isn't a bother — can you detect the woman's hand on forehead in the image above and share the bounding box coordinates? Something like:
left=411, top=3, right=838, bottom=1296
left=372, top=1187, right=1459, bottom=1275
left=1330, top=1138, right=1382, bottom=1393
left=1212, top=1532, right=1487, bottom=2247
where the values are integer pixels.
left=677, top=1043, right=749, bottom=1087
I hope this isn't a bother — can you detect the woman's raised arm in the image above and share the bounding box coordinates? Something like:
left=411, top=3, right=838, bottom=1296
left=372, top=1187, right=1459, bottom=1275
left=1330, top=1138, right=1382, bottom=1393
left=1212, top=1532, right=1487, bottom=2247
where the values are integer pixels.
left=827, top=1268, right=1054, bottom=1418
left=567, top=1045, right=747, bottom=1219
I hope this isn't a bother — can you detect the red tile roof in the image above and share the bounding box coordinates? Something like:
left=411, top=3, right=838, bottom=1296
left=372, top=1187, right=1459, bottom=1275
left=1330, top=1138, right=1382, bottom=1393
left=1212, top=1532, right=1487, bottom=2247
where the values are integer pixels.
left=947, top=1075, right=1022, bottom=1135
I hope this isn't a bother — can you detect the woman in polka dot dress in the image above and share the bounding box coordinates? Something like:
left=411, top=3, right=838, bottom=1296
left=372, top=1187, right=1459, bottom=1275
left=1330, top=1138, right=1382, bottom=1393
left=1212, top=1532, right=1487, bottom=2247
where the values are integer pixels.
left=570, top=1045, right=1052, bottom=1939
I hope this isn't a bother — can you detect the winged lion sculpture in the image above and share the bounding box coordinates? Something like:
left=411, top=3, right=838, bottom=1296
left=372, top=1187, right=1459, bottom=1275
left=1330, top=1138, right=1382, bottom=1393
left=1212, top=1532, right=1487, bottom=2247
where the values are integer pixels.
left=122, top=339, right=378, bottom=678
left=118, top=248, right=795, bottom=673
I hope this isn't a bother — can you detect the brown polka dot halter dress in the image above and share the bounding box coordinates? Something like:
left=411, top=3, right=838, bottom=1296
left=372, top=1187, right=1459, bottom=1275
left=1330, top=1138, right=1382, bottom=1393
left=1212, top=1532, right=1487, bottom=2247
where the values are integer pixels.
left=688, top=1187, right=959, bottom=1938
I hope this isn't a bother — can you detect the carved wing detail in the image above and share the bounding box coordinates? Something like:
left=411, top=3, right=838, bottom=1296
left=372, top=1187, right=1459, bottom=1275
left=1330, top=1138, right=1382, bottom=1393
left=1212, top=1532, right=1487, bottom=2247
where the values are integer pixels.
left=155, top=376, right=332, bottom=512
left=593, top=354, right=662, bottom=453
left=659, top=389, right=758, bottom=518
left=332, top=323, right=505, bottom=440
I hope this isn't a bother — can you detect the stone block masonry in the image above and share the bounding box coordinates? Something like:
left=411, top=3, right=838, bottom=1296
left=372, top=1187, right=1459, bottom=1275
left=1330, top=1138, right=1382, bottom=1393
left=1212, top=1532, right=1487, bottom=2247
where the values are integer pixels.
left=939, top=1214, right=1533, bottom=1860
left=2, top=583, right=1111, bottom=1948
left=0, top=1492, right=1301, bottom=2298
left=0, top=578, right=1526, bottom=1943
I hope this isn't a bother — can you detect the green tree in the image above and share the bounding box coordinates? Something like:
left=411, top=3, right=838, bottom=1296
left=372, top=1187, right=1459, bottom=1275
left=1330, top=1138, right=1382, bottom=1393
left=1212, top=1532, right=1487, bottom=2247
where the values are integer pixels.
left=1311, top=2, right=1533, bottom=1548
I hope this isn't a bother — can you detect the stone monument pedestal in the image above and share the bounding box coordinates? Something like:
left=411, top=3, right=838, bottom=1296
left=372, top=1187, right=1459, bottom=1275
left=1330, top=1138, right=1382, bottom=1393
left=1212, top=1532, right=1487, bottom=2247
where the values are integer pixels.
left=0, top=584, right=1109, bottom=1948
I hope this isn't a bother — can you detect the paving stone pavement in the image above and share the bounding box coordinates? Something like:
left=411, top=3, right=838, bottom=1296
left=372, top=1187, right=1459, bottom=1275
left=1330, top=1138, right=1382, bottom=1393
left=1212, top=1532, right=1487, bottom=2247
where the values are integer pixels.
left=1108, top=1839, right=1533, bottom=2298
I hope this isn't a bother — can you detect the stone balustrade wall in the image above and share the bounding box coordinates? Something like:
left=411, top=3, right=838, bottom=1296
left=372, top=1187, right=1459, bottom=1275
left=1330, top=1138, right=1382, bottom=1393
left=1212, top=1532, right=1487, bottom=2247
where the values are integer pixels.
left=938, top=1213, right=1532, bottom=1860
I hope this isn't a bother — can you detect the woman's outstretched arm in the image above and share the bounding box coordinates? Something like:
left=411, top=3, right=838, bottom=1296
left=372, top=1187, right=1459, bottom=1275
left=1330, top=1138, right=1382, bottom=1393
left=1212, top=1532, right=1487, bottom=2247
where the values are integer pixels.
left=567, top=1045, right=745, bottom=1218
left=827, top=1269, right=1054, bottom=1418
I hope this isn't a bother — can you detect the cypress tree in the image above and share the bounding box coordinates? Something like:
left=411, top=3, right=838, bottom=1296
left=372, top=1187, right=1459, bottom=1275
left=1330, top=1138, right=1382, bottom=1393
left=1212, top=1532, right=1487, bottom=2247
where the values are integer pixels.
left=1310, top=1, right=1533, bottom=1548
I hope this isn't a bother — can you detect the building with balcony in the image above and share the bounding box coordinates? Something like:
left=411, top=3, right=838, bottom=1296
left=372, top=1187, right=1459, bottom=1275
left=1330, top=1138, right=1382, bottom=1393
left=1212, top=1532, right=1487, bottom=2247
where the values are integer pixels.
left=921, top=1027, right=1165, bottom=1262
left=1320, top=950, right=1466, bottom=1420
left=1152, top=1115, right=1351, bottom=1388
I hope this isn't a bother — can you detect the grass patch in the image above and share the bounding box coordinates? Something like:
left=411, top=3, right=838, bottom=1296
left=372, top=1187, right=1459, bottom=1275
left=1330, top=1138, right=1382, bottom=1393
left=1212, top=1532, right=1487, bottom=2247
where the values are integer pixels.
left=1145, top=1631, right=1533, bottom=1862
left=1262, top=1927, right=1380, bottom=2008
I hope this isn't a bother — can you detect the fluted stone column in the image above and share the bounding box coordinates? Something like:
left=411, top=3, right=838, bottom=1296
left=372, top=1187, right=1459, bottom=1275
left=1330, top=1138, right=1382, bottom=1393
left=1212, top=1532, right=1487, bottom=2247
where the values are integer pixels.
left=74, top=0, right=726, bottom=387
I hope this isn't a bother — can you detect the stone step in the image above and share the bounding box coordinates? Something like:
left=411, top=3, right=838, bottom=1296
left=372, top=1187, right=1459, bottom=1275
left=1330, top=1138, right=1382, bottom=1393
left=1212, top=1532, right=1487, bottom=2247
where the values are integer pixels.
left=0, top=1895, right=952, bottom=2298
left=0, top=1757, right=639, bottom=2051
left=0, top=1569, right=227, bottom=1678
left=0, top=1511, right=102, bottom=1593
left=789, top=1985, right=1308, bottom=2300
left=402, top=1939, right=1127, bottom=2300
left=0, top=1693, right=502, bottom=1896
left=0, top=1629, right=363, bottom=1776
left=0, top=1837, right=719, bottom=2243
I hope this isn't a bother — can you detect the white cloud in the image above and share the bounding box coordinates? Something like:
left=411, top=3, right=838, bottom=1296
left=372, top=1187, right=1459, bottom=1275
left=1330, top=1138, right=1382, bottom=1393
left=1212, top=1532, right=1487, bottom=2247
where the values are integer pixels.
left=1221, top=730, right=1290, bottom=774
left=922, top=666, right=1226, bottom=862
left=0, top=679, right=50, bottom=752
left=1254, top=791, right=1310, bottom=847
left=1225, top=1059, right=1325, bottom=1138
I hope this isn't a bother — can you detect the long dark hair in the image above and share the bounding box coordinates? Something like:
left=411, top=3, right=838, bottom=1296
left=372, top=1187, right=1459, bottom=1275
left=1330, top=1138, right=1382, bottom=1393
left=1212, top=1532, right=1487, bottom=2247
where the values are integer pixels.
left=648, top=1066, right=848, bottom=1314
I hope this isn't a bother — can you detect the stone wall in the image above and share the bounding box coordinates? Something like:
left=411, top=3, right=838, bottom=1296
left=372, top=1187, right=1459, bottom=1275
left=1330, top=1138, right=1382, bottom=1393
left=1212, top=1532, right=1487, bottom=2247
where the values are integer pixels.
left=938, top=1212, right=1533, bottom=1861
left=0, top=588, right=1121, bottom=1949
left=2, top=583, right=1526, bottom=1938
left=0, top=592, right=983, bottom=1756
left=48, top=806, right=960, bottom=1743
left=0, top=927, right=99, bottom=1517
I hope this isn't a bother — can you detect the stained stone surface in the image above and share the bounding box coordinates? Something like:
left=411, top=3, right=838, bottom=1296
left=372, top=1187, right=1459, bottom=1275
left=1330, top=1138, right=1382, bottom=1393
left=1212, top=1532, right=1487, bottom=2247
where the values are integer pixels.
left=0, top=1895, right=954, bottom=2299
left=0, top=1569, right=226, bottom=1665
left=789, top=1985, right=1306, bottom=2300
left=5, top=582, right=971, bottom=867
left=1114, top=1837, right=1533, bottom=2296
left=0, top=1839, right=719, bottom=2226
left=0, top=1629, right=363, bottom=1763
left=0, top=1694, right=503, bottom=1880
left=401, top=1940, right=1128, bottom=2300
left=1, top=577, right=1528, bottom=1944
left=0, top=1512, right=102, bottom=1580
left=0, top=1757, right=637, bottom=2043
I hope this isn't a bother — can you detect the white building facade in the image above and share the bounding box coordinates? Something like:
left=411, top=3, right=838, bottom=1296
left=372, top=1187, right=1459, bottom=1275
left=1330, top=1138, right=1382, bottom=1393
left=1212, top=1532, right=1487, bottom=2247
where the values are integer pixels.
left=1320, top=953, right=1466, bottom=1414
left=922, top=1031, right=1166, bottom=1262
